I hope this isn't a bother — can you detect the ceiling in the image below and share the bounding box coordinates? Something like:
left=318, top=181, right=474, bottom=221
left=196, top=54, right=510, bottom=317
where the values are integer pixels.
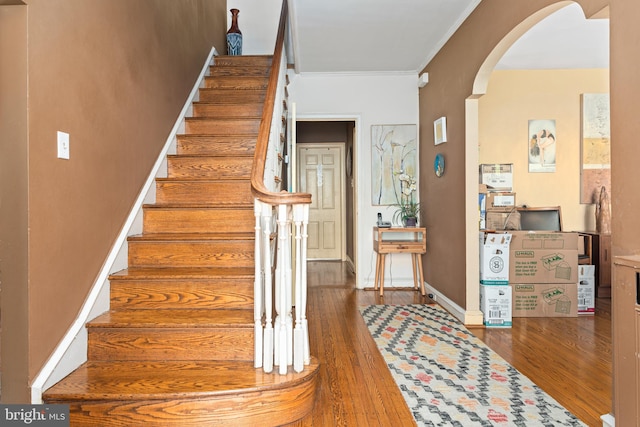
left=289, top=1, right=609, bottom=74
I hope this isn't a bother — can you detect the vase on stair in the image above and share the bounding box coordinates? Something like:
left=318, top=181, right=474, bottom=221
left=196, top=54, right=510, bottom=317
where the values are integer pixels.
left=226, top=8, right=242, bottom=56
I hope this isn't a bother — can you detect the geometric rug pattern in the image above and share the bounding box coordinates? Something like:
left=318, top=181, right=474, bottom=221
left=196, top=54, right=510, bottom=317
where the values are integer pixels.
left=359, top=304, right=586, bottom=426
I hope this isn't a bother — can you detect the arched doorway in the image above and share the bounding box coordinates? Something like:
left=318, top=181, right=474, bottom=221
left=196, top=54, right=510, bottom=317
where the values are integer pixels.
left=465, top=2, right=610, bottom=319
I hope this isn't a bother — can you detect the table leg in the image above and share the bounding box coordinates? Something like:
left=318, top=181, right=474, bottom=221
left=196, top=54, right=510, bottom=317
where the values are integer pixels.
left=374, top=254, right=381, bottom=292
left=411, top=254, right=418, bottom=291
left=416, top=253, right=425, bottom=295
left=379, top=254, right=386, bottom=297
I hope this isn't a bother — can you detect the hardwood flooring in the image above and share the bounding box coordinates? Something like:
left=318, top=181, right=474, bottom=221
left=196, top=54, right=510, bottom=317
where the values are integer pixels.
left=296, top=261, right=612, bottom=427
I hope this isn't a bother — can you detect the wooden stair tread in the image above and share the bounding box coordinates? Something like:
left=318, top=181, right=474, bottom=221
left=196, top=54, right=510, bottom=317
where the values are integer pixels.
left=109, top=267, right=255, bottom=280
left=89, top=309, right=253, bottom=328
left=142, top=203, right=254, bottom=209
left=155, top=177, right=250, bottom=182
left=176, top=133, right=258, bottom=137
left=44, top=358, right=319, bottom=402
left=166, top=153, right=254, bottom=159
left=128, top=232, right=254, bottom=241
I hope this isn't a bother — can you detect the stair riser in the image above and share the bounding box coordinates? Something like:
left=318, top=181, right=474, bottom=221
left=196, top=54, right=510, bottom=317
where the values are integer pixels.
left=214, top=56, right=273, bottom=67
left=167, top=156, right=252, bottom=179
left=198, top=89, right=265, bottom=103
left=143, top=208, right=255, bottom=234
left=53, top=372, right=318, bottom=427
left=209, top=66, right=270, bottom=77
left=192, top=103, right=262, bottom=118
left=128, top=241, right=254, bottom=268
left=204, top=76, right=268, bottom=89
left=176, top=135, right=256, bottom=156
left=110, top=280, right=254, bottom=310
left=185, top=118, right=260, bottom=134
left=88, top=328, right=253, bottom=361
left=155, top=181, right=253, bottom=204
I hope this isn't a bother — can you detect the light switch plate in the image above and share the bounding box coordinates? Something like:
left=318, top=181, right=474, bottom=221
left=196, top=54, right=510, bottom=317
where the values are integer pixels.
left=57, top=131, right=70, bottom=159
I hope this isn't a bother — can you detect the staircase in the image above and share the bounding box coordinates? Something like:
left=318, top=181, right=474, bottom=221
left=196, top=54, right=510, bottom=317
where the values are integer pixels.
left=43, top=55, right=319, bottom=427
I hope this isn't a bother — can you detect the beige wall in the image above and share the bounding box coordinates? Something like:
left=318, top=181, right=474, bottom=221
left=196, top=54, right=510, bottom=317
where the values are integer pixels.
left=479, top=69, right=609, bottom=231
left=0, top=0, right=226, bottom=402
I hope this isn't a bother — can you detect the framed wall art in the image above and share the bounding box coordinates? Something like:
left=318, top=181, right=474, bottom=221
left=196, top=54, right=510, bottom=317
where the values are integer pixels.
left=371, top=124, right=417, bottom=206
left=528, top=119, right=556, bottom=173
left=434, top=117, right=447, bottom=145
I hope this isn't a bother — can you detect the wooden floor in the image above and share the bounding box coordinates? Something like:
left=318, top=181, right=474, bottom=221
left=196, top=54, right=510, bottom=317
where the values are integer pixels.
left=296, top=261, right=612, bottom=427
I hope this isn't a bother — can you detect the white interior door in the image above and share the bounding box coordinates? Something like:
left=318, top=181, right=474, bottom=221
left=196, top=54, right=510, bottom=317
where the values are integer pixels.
left=297, top=144, right=344, bottom=260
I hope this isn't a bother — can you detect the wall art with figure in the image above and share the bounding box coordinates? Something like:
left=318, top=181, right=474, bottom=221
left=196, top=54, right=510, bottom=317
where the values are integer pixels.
left=528, top=119, right=557, bottom=173
left=371, top=124, right=417, bottom=206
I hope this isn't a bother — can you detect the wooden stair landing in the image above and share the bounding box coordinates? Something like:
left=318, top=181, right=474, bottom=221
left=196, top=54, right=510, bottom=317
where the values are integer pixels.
left=42, top=55, right=319, bottom=426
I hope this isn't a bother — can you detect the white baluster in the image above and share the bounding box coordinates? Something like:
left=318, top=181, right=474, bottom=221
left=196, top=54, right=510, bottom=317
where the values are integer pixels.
left=300, top=203, right=310, bottom=364
left=253, top=200, right=264, bottom=368
left=276, top=204, right=289, bottom=375
left=293, top=204, right=304, bottom=372
left=262, top=203, right=274, bottom=373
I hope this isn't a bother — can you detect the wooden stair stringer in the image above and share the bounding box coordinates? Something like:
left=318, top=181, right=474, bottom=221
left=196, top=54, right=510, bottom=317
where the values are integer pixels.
left=42, top=54, right=319, bottom=426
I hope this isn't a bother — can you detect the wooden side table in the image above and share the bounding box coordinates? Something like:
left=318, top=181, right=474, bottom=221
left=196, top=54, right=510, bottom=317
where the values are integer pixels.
left=373, top=227, right=426, bottom=297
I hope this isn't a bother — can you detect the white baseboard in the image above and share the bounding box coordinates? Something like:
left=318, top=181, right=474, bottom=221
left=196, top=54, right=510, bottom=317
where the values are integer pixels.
left=424, top=282, right=466, bottom=323
left=600, top=413, right=614, bottom=427
left=30, top=46, right=219, bottom=404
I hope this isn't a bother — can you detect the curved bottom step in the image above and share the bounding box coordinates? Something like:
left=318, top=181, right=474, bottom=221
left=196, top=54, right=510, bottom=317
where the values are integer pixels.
left=43, top=358, right=320, bottom=426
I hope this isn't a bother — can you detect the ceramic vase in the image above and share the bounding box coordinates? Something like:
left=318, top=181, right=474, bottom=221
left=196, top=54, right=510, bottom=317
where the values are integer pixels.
left=226, top=8, right=242, bottom=56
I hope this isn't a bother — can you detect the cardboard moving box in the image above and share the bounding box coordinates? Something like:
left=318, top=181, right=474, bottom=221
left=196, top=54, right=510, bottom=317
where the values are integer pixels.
left=512, top=283, right=578, bottom=317
left=578, top=265, right=596, bottom=314
left=486, top=192, right=516, bottom=211
left=509, top=231, right=578, bottom=284
left=479, top=163, right=513, bottom=192
left=480, top=233, right=512, bottom=284
left=480, top=285, right=512, bottom=327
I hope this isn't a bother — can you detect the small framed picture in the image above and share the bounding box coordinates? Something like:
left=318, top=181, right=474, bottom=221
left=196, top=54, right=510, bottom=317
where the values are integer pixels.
left=434, top=117, right=447, bottom=145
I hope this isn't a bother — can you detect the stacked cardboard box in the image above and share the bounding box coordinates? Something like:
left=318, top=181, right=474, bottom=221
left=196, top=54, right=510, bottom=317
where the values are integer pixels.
left=479, top=163, right=513, bottom=192
left=479, top=232, right=512, bottom=327
left=578, top=265, right=596, bottom=314
left=479, top=164, right=517, bottom=231
left=508, top=231, right=579, bottom=317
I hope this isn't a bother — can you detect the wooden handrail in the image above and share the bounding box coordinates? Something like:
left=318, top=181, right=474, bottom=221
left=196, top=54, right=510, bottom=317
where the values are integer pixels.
left=250, top=0, right=311, bottom=206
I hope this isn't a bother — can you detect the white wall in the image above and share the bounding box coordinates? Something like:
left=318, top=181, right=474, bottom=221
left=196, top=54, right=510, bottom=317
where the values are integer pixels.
left=226, top=0, right=280, bottom=55
left=289, top=72, right=420, bottom=289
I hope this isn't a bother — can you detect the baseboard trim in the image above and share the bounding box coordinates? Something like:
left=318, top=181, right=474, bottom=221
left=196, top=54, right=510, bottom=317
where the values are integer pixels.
left=424, top=282, right=466, bottom=323
left=30, top=46, right=218, bottom=404
left=600, top=413, right=614, bottom=427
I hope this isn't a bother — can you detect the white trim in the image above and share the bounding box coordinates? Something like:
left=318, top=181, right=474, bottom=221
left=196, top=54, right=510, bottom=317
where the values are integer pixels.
left=297, top=70, right=417, bottom=79
left=601, top=413, right=614, bottom=427
left=424, top=281, right=466, bottom=323
left=30, top=46, right=219, bottom=404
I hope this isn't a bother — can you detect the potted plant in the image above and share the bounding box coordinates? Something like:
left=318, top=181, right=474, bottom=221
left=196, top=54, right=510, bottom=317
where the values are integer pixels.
left=392, top=173, right=420, bottom=227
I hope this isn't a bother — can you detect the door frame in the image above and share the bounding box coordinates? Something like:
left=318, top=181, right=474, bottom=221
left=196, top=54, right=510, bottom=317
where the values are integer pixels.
left=294, top=115, right=360, bottom=280
left=297, top=142, right=347, bottom=261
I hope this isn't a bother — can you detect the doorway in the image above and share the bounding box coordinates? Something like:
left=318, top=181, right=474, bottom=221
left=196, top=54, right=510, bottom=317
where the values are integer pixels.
left=295, top=121, right=355, bottom=266
left=297, top=144, right=344, bottom=260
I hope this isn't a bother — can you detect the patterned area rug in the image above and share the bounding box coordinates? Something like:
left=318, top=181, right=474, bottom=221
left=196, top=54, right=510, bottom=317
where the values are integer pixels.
left=359, top=304, right=586, bottom=426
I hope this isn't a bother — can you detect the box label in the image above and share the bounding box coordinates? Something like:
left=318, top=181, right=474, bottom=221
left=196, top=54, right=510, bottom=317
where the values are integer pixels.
left=512, top=283, right=578, bottom=317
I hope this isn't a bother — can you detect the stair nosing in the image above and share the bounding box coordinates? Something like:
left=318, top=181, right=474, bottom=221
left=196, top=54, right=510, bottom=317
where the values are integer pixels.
left=43, top=359, right=319, bottom=402
left=109, top=267, right=255, bottom=281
